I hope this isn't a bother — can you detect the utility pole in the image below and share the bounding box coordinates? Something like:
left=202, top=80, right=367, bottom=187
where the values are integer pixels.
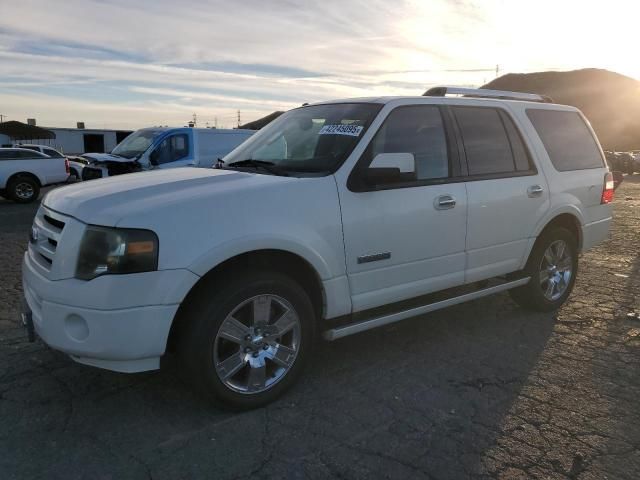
left=237, top=110, right=241, bottom=128
left=495, top=64, right=500, bottom=78
left=192, top=113, right=197, bottom=127
left=0, top=114, right=5, bottom=123
left=214, top=116, right=218, bottom=129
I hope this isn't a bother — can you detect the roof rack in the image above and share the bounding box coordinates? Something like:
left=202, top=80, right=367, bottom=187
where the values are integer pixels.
left=423, top=86, right=553, bottom=103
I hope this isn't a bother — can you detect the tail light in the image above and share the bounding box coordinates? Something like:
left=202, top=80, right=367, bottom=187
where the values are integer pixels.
left=601, top=172, right=614, bottom=204
left=65, top=158, right=70, bottom=175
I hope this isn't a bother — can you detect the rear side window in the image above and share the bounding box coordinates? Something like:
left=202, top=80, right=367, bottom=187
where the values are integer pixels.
left=526, top=109, right=604, bottom=171
left=43, top=148, right=63, bottom=157
left=17, top=150, right=46, bottom=158
left=453, top=107, right=532, bottom=176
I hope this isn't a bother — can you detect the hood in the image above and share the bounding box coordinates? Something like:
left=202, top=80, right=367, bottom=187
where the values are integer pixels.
left=43, top=168, right=294, bottom=226
left=83, top=152, right=134, bottom=163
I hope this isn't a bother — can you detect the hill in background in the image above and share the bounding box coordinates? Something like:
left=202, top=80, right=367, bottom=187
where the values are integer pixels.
left=482, top=69, right=640, bottom=150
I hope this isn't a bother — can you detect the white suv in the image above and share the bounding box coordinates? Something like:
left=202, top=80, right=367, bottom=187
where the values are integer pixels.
left=22, top=87, right=614, bottom=409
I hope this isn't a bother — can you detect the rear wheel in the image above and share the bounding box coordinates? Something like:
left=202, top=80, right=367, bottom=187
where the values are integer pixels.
left=509, top=227, right=578, bottom=312
left=178, top=271, right=315, bottom=410
left=7, top=176, right=40, bottom=203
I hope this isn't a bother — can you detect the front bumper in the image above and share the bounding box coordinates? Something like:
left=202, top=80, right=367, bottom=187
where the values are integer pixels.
left=22, top=252, right=198, bottom=372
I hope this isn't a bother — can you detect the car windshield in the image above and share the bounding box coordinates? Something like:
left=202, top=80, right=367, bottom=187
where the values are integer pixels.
left=111, top=129, right=163, bottom=159
left=223, top=103, right=382, bottom=175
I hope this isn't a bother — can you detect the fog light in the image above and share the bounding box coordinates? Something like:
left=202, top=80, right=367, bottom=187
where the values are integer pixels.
left=65, top=314, right=89, bottom=342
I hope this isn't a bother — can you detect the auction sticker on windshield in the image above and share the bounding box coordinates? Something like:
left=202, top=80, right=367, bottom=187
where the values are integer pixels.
left=318, top=124, right=364, bottom=136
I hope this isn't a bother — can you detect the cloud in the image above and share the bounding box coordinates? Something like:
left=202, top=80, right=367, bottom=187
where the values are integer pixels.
left=0, top=0, right=638, bottom=129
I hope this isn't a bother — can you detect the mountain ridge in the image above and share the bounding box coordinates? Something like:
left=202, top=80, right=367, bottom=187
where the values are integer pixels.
left=482, top=68, right=640, bottom=150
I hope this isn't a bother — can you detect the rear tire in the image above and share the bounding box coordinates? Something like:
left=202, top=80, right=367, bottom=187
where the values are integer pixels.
left=178, top=271, right=315, bottom=410
left=7, top=176, right=40, bottom=203
left=509, top=227, right=578, bottom=312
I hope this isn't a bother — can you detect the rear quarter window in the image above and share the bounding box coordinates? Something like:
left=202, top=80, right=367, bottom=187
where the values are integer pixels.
left=526, top=109, right=604, bottom=171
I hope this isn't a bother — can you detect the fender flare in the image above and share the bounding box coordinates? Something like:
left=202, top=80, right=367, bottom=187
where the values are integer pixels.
left=7, top=171, right=44, bottom=188
left=520, top=206, right=585, bottom=269
left=187, top=235, right=334, bottom=281
left=532, top=205, right=585, bottom=238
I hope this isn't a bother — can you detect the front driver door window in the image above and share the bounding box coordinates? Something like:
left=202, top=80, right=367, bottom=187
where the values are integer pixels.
left=153, top=134, right=189, bottom=165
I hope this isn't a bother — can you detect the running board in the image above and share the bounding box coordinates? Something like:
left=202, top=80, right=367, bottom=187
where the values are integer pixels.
left=323, top=277, right=530, bottom=341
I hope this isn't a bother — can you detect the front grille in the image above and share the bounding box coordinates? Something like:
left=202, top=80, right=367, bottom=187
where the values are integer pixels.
left=30, top=208, right=67, bottom=272
left=82, top=167, right=103, bottom=181
left=43, top=214, right=65, bottom=229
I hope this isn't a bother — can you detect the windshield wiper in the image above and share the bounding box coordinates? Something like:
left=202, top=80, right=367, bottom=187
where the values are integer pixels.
left=226, top=159, right=289, bottom=176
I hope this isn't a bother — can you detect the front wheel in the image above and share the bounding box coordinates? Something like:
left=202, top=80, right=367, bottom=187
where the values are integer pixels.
left=178, top=271, right=315, bottom=410
left=7, top=176, right=40, bottom=203
left=509, top=227, right=578, bottom=312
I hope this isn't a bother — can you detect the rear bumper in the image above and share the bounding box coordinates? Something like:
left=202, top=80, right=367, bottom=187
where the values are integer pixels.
left=22, top=253, right=197, bottom=372
left=582, top=216, right=612, bottom=251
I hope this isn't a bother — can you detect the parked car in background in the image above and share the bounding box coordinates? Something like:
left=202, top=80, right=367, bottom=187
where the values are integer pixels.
left=605, top=150, right=636, bottom=174
left=66, top=156, right=89, bottom=181
left=81, top=127, right=254, bottom=180
left=12, top=143, right=66, bottom=160
left=13, top=143, right=86, bottom=181
left=631, top=150, right=640, bottom=171
left=22, top=87, right=615, bottom=408
left=0, top=148, right=69, bottom=203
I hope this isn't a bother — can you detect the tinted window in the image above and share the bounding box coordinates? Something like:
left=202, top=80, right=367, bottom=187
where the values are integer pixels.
left=0, top=151, right=13, bottom=160
left=17, top=150, right=46, bottom=158
left=368, top=105, right=449, bottom=181
left=43, top=148, right=63, bottom=157
left=526, top=109, right=604, bottom=171
left=19, top=145, right=40, bottom=152
left=453, top=107, right=515, bottom=175
left=500, top=111, right=533, bottom=172
left=154, top=134, right=189, bottom=164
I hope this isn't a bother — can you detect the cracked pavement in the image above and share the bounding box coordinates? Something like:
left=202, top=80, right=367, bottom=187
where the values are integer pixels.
left=1, top=180, right=640, bottom=479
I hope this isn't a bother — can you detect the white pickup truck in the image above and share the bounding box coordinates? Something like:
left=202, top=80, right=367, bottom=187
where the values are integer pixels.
left=0, top=148, right=69, bottom=203
left=22, top=87, right=615, bottom=409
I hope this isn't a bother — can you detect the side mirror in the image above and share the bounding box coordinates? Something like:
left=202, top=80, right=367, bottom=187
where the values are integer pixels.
left=612, top=171, right=623, bottom=190
left=364, top=153, right=416, bottom=185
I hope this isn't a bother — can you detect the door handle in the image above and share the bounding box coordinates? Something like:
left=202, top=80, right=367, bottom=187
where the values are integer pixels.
left=435, top=194, right=456, bottom=210
left=527, top=185, right=544, bottom=197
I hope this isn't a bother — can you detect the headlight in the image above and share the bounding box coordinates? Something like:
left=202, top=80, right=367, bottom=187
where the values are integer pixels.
left=75, top=226, right=159, bottom=280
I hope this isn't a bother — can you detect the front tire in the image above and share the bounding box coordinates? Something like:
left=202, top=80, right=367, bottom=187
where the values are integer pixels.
left=509, top=227, right=578, bottom=312
left=178, top=271, right=315, bottom=410
left=7, top=176, right=40, bottom=203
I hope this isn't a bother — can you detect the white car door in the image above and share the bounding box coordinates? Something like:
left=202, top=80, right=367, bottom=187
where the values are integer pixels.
left=337, top=105, right=468, bottom=312
left=450, top=105, right=550, bottom=282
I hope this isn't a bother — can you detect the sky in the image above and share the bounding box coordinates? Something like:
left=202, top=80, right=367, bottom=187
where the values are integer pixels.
left=0, top=0, right=639, bottom=130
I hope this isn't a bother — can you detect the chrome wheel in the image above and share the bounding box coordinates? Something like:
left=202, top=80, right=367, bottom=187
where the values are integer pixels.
left=14, top=182, right=35, bottom=200
left=213, top=294, right=301, bottom=394
left=539, top=239, right=573, bottom=301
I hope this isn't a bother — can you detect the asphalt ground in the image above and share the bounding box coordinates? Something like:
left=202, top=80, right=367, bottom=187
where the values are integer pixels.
left=1, top=180, right=639, bottom=479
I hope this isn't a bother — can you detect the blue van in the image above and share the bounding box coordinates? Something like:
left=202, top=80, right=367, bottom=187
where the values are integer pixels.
left=81, top=127, right=254, bottom=180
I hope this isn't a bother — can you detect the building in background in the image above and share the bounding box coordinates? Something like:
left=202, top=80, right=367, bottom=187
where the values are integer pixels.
left=0, top=120, right=132, bottom=155
left=43, top=127, right=133, bottom=155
